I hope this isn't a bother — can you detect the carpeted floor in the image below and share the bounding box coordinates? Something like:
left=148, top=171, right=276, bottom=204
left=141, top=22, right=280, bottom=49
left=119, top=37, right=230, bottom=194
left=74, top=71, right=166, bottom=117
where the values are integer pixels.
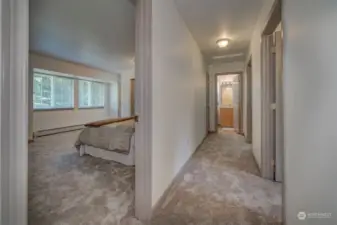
left=29, top=130, right=281, bottom=225
left=28, top=131, right=135, bottom=225
left=151, top=130, right=282, bottom=225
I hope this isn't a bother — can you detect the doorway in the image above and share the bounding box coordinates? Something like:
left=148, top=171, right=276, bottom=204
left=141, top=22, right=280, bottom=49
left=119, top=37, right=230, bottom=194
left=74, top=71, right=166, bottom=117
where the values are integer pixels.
left=215, top=73, right=242, bottom=132
left=260, top=0, right=283, bottom=182
left=1, top=0, right=153, bottom=223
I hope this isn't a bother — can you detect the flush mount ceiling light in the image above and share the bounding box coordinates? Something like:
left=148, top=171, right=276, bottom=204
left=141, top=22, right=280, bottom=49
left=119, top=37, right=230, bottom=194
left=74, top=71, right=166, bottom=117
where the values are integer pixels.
left=216, top=39, right=230, bottom=48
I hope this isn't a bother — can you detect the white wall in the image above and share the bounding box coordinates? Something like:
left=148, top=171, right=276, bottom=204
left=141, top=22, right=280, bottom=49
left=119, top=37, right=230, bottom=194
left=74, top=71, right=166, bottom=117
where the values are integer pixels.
left=33, top=109, right=108, bottom=131
left=210, top=61, right=245, bottom=74
left=29, top=53, right=120, bottom=133
left=284, top=1, right=337, bottom=224
left=151, top=0, right=207, bottom=206
left=121, top=68, right=135, bottom=117
left=208, top=61, right=245, bottom=132
left=245, top=0, right=276, bottom=168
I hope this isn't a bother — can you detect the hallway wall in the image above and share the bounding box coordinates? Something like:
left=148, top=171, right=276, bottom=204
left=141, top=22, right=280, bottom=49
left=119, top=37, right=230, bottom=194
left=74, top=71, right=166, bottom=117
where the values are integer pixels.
left=245, top=0, right=277, bottom=169
left=151, top=0, right=207, bottom=207
left=284, top=0, right=337, bottom=224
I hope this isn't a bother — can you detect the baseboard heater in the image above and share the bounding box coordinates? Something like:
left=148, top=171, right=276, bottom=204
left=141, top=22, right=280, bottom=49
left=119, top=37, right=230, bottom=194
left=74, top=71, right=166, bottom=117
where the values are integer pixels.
left=34, top=124, right=84, bottom=138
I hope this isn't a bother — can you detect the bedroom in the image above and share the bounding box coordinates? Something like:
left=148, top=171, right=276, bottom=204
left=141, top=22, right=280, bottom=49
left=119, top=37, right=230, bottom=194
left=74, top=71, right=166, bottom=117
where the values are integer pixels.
left=28, top=0, right=137, bottom=224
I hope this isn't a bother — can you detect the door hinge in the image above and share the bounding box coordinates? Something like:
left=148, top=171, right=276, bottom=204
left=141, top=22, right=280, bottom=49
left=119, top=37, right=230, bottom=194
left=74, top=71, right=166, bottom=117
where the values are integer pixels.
left=134, top=115, right=139, bottom=122
left=270, top=103, right=276, bottom=110
left=270, top=46, right=276, bottom=53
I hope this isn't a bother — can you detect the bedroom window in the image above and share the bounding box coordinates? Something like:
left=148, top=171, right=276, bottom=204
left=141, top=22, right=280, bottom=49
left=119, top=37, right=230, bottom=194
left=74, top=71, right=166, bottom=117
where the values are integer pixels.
left=78, top=80, right=105, bottom=108
left=33, top=73, right=74, bottom=109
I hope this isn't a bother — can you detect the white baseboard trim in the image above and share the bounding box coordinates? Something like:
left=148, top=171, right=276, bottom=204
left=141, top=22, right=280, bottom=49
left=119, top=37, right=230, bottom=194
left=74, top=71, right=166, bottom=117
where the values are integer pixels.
left=34, top=124, right=84, bottom=137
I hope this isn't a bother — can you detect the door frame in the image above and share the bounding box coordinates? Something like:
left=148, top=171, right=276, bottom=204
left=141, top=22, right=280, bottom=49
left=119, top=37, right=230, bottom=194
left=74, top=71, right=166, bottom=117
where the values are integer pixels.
left=213, top=72, right=243, bottom=131
left=260, top=0, right=282, bottom=180
left=134, top=0, right=153, bottom=221
left=0, top=0, right=154, bottom=223
left=245, top=57, right=253, bottom=143
left=1, top=0, right=29, bottom=224
left=274, top=30, right=283, bottom=182
left=206, top=72, right=210, bottom=133
left=238, top=71, right=244, bottom=135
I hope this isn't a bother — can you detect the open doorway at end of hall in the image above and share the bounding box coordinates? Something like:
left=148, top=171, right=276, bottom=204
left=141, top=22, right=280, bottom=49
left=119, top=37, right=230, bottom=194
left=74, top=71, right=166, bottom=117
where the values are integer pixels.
left=216, top=73, right=242, bottom=133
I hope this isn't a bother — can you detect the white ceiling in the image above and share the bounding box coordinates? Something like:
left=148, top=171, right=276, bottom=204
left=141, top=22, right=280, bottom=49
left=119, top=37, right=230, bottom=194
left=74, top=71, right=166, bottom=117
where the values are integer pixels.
left=174, top=0, right=264, bottom=63
left=30, top=0, right=135, bottom=74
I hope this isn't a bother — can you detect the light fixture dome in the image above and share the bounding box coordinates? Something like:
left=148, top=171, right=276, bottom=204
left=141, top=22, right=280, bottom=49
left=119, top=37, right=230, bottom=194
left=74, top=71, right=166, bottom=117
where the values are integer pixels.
left=216, top=39, right=230, bottom=48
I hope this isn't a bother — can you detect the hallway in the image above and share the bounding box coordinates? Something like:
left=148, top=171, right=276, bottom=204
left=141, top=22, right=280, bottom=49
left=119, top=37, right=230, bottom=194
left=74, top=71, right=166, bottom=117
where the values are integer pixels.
left=151, top=130, right=282, bottom=225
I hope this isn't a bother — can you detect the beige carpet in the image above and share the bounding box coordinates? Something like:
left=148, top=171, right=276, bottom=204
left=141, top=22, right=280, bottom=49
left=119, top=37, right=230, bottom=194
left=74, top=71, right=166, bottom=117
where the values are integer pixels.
left=151, top=130, right=282, bottom=225
left=28, top=131, right=135, bottom=225
left=29, top=130, right=281, bottom=225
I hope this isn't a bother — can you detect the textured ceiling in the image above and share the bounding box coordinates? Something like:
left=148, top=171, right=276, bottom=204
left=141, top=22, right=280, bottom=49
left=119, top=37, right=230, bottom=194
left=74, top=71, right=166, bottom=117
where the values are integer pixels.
left=174, top=0, right=264, bottom=63
left=30, top=0, right=135, bottom=74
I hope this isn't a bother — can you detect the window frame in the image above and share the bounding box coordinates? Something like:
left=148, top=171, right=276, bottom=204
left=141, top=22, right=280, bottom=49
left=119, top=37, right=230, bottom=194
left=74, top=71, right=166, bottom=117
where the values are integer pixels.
left=32, top=68, right=109, bottom=111
left=33, top=71, right=75, bottom=111
left=78, top=79, right=106, bottom=109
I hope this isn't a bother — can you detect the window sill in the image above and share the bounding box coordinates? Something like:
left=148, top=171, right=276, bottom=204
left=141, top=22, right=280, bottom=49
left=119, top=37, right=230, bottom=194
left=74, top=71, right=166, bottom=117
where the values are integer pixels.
left=34, top=107, right=75, bottom=112
left=78, top=107, right=105, bottom=110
